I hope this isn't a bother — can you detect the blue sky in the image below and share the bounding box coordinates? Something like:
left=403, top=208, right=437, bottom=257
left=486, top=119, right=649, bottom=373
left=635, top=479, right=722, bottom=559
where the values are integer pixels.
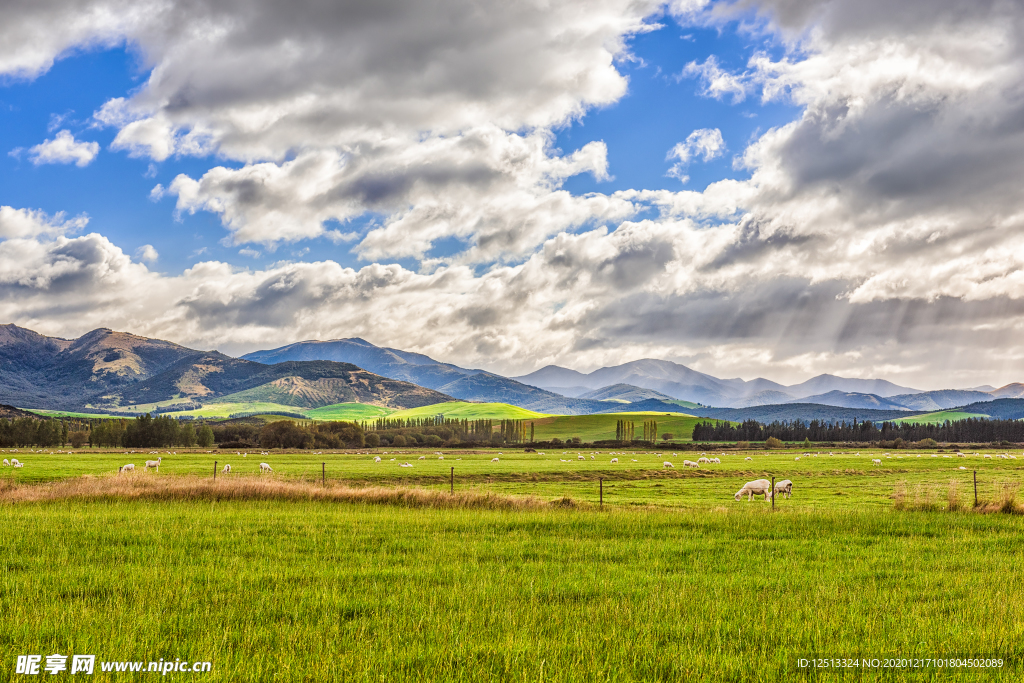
left=1, top=0, right=1022, bottom=389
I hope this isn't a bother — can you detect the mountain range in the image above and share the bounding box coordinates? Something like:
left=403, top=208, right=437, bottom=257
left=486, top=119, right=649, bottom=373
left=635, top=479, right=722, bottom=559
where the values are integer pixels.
left=3, top=324, right=1023, bottom=420
left=0, top=325, right=450, bottom=412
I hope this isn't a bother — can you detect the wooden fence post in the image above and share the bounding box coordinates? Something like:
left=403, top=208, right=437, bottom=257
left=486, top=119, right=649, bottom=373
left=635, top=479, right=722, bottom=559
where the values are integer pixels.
left=771, top=476, right=775, bottom=511
left=214, top=461, right=217, bottom=480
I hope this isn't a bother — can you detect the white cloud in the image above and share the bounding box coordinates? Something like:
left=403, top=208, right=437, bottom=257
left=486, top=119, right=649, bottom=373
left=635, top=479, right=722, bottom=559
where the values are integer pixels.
left=8, top=0, right=1024, bottom=387
left=0, top=206, right=89, bottom=239
left=666, top=128, right=725, bottom=180
left=28, top=130, right=100, bottom=167
left=135, top=244, right=159, bottom=263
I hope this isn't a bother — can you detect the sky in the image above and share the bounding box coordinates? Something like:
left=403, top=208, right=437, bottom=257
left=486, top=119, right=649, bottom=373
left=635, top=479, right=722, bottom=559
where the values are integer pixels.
left=1, top=0, right=1023, bottom=390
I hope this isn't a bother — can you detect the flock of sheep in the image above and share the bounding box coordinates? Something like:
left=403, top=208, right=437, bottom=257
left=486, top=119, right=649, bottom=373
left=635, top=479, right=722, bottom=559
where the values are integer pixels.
left=115, top=455, right=275, bottom=475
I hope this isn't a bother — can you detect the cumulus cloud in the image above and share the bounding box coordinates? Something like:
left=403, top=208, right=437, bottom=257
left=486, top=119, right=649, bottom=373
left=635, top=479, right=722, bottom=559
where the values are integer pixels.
left=8, top=0, right=1024, bottom=386
left=134, top=244, right=158, bottom=263
left=0, top=206, right=89, bottom=239
left=666, top=127, right=725, bottom=180
left=27, top=130, right=99, bottom=167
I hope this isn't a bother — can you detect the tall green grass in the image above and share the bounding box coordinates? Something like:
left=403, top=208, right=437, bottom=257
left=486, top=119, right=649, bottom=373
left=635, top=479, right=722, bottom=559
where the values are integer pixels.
left=1, top=501, right=1022, bottom=681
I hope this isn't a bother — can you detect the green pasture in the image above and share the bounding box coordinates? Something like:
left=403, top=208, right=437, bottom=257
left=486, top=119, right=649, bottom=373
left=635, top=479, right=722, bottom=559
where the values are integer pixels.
left=24, top=409, right=119, bottom=419
left=893, top=410, right=990, bottom=424
left=386, top=401, right=550, bottom=420
left=4, top=447, right=1024, bottom=512
left=2, top=494, right=1023, bottom=681
left=166, top=401, right=308, bottom=418
left=305, top=402, right=393, bottom=420
left=530, top=411, right=703, bottom=443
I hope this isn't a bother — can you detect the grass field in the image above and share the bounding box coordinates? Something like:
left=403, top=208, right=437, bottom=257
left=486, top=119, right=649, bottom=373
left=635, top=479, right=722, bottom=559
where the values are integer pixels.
left=893, top=410, right=991, bottom=424
left=305, top=402, right=393, bottom=420
left=530, top=411, right=703, bottom=443
left=25, top=409, right=119, bottom=419
left=2, top=456, right=1023, bottom=681
left=387, top=401, right=550, bottom=420
left=166, top=401, right=309, bottom=418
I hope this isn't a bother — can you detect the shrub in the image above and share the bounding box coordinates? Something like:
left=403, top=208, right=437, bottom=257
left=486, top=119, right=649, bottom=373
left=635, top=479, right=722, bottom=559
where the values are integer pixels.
left=69, top=431, right=88, bottom=449
left=660, top=433, right=674, bottom=441
left=765, top=436, right=783, bottom=449
left=424, top=434, right=443, bottom=446
left=391, top=435, right=407, bottom=447
left=550, top=437, right=563, bottom=446
left=364, top=433, right=380, bottom=447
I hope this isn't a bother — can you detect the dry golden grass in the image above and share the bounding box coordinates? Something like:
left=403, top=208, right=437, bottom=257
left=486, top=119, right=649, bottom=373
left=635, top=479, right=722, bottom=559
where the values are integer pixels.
left=0, top=474, right=566, bottom=510
left=894, top=479, right=1024, bottom=514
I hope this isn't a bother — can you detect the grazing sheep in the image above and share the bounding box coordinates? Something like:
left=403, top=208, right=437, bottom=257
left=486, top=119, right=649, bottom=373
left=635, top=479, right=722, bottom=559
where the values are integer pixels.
left=259, top=462, right=273, bottom=473
left=734, top=479, right=773, bottom=501
left=872, top=459, right=882, bottom=465
left=2, top=459, right=7, bottom=466
left=418, top=455, right=426, bottom=460
left=222, top=464, right=231, bottom=473
left=578, top=455, right=585, bottom=461
left=610, top=457, right=618, bottom=463
left=11, top=458, right=20, bottom=466
left=374, top=456, right=381, bottom=462
left=794, top=457, right=801, bottom=461
left=492, top=457, right=500, bottom=462
left=711, top=457, right=721, bottom=464
left=683, top=460, right=699, bottom=468
left=438, top=455, right=444, bottom=460
left=745, top=456, right=752, bottom=461
left=663, top=462, right=674, bottom=468
left=145, top=457, right=162, bottom=471
left=13, top=462, right=23, bottom=468
left=119, top=463, right=135, bottom=473
left=773, top=479, right=793, bottom=499
left=984, top=454, right=992, bottom=459
left=400, top=462, right=413, bottom=468
left=959, top=466, right=967, bottom=470
left=697, top=457, right=710, bottom=464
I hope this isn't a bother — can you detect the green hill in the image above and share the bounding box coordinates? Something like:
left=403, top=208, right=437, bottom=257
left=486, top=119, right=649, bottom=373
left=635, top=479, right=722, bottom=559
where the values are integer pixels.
left=892, top=410, right=990, bottom=424
left=306, top=403, right=393, bottom=420
left=387, top=402, right=550, bottom=420
left=528, top=411, right=703, bottom=443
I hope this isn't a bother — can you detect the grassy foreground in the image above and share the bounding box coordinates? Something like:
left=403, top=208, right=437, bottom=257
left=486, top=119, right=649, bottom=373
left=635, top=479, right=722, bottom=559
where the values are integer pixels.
left=1, top=492, right=1022, bottom=682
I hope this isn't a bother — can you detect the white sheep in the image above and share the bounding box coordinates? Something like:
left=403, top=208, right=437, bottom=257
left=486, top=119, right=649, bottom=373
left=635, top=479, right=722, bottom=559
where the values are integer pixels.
left=744, top=456, right=752, bottom=461
left=773, top=479, right=793, bottom=499
left=13, top=462, right=23, bottom=468
left=578, top=455, right=585, bottom=461
left=2, top=459, right=8, bottom=466
left=119, top=463, right=135, bottom=473
left=711, top=457, right=721, bottom=464
left=794, top=457, right=801, bottom=461
left=735, top=479, right=772, bottom=501
left=610, top=457, right=618, bottom=463
left=872, top=459, right=882, bottom=465
left=492, top=457, right=500, bottom=462
left=418, top=455, right=426, bottom=460
left=697, top=457, right=710, bottom=464
left=438, top=455, right=444, bottom=460
left=374, top=456, right=381, bottom=463
left=260, top=462, right=273, bottom=473
left=10, top=458, right=20, bottom=466
left=145, top=457, right=162, bottom=471
left=958, top=466, right=967, bottom=470
left=222, top=464, right=231, bottom=473
left=683, top=460, right=699, bottom=468
left=663, top=462, right=674, bottom=468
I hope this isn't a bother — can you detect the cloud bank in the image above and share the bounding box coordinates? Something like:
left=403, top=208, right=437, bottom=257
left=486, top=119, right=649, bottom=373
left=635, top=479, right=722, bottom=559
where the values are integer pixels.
left=3, top=0, right=1024, bottom=387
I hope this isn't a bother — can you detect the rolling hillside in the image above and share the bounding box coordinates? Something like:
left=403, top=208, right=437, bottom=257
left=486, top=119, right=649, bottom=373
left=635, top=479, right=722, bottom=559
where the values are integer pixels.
left=109, top=354, right=452, bottom=411
left=385, top=402, right=549, bottom=421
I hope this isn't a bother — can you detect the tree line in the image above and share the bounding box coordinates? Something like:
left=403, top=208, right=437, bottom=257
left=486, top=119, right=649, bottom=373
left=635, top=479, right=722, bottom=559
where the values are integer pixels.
left=692, top=417, right=1024, bottom=444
